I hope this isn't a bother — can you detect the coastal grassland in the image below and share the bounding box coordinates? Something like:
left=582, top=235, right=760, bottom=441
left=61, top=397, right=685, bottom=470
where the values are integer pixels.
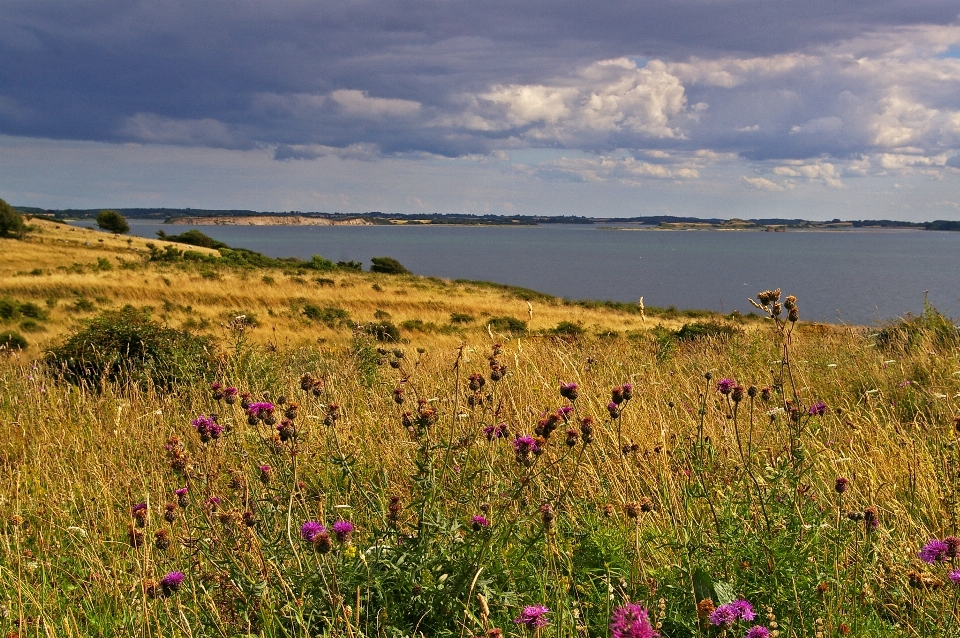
left=0, top=219, right=713, bottom=354
left=0, top=278, right=958, bottom=636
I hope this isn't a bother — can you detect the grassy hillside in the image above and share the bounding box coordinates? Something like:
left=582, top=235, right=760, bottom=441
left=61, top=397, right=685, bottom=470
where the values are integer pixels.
left=1, top=218, right=959, bottom=637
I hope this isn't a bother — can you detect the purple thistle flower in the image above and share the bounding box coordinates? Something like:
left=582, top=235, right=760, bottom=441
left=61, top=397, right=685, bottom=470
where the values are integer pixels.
left=159, top=571, right=185, bottom=595
left=559, top=382, right=579, bottom=400
left=300, top=521, right=326, bottom=542
left=483, top=422, right=508, bottom=441
left=132, top=502, right=147, bottom=514
left=174, top=487, right=188, bottom=496
left=513, top=435, right=539, bottom=454
left=919, top=539, right=950, bottom=563
left=709, top=599, right=755, bottom=627
left=745, top=627, right=771, bottom=638
left=247, top=402, right=275, bottom=417
left=514, top=605, right=550, bottom=629
left=808, top=401, right=827, bottom=416
left=332, top=520, right=354, bottom=543
left=607, top=401, right=621, bottom=418
left=558, top=405, right=574, bottom=419
left=949, top=570, right=960, bottom=584
left=191, top=414, right=224, bottom=441
left=621, top=383, right=634, bottom=400
left=716, top=378, right=736, bottom=395
left=610, top=602, right=657, bottom=638
left=471, top=515, right=490, bottom=531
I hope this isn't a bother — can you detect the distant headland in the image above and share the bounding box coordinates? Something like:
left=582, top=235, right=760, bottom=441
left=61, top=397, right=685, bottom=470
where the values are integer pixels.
left=12, top=205, right=960, bottom=231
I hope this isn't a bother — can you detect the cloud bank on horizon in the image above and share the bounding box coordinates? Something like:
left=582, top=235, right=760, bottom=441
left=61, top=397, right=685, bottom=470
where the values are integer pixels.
left=2, top=0, right=960, bottom=219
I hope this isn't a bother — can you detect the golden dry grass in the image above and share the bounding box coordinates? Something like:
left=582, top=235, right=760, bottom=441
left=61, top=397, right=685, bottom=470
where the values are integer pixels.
left=1, top=218, right=729, bottom=353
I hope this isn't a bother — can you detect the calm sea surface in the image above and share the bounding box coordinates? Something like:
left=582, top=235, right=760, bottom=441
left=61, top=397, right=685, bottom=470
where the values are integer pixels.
left=81, top=220, right=960, bottom=325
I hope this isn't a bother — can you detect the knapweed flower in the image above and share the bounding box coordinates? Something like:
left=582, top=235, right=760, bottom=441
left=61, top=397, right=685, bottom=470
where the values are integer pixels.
left=513, top=435, right=539, bottom=463
left=247, top=402, right=275, bottom=419
left=716, top=378, right=736, bottom=395
left=471, top=515, right=490, bottom=531
left=808, top=401, right=828, bottom=416
left=949, top=570, right=960, bottom=585
left=559, top=382, right=579, bottom=401
left=332, top=520, right=354, bottom=543
left=132, top=502, right=148, bottom=526
left=745, top=627, right=770, bottom=638
left=483, top=423, right=508, bottom=441
left=175, top=487, right=188, bottom=508
left=159, top=571, right=185, bottom=596
left=223, top=386, right=238, bottom=404
left=863, top=506, right=880, bottom=531
left=609, top=602, right=657, bottom=638
left=835, top=477, right=849, bottom=494
left=557, top=405, right=574, bottom=420
left=301, top=521, right=326, bottom=542
left=607, top=401, right=621, bottom=418
left=514, top=605, right=550, bottom=629
left=919, top=539, right=951, bottom=563
left=709, top=599, right=755, bottom=627
left=259, top=465, right=272, bottom=485
left=945, top=536, right=960, bottom=558
left=191, top=414, right=224, bottom=442
left=621, top=383, right=634, bottom=401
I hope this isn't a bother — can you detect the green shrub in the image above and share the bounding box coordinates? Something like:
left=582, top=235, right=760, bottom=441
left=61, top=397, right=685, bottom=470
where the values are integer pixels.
left=449, top=312, right=474, bottom=324
left=488, top=315, right=527, bottom=334
left=0, top=330, right=27, bottom=350
left=373, top=309, right=392, bottom=320
left=370, top=256, right=409, bottom=275
left=550, top=320, right=585, bottom=339
left=314, top=278, right=335, bottom=287
left=674, top=321, right=740, bottom=341
left=18, top=319, right=42, bottom=332
left=96, top=209, right=129, bottom=234
left=336, top=260, right=363, bottom=271
left=303, top=305, right=351, bottom=328
left=306, top=255, right=335, bottom=271
left=45, top=306, right=215, bottom=388
left=364, top=321, right=400, bottom=342
left=401, top=319, right=437, bottom=332
left=0, top=298, right=18, bottom=321
left=72, top=298, right=96, bottom=313
left=95, top=257, right=113, bottom=271
left=156, top=229, right=227, bottom=249
left=18, top=302, right=45, bottom=320
left=0, top=198, right=27, bottom=238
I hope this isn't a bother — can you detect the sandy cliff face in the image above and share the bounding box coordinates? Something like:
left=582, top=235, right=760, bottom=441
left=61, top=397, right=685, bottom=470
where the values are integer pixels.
left=169, top=216, right=373, bottom=226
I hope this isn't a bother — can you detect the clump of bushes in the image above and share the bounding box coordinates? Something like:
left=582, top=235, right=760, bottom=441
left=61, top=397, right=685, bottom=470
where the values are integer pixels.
left=549, top=320, right=585, bottom=339
left=364, top=321, right=400, bottom=342
left=674, top=321, right=740, bottom=341
left=0, top=198, right=27, bottom=238
left=96, top=209, right=129, bottom=234
left=303, top=305, right=351, bottom=328
left=449, top=312, right=474, bottom=324
left=370, top=256, right=409, bottom=275
left=156, top=229, right=227, bottom=249
left=0, top=331, right=27, bottom=350
left=488, top=315, right=527, bottom=334
left=46, top=306, right=215, bottom=388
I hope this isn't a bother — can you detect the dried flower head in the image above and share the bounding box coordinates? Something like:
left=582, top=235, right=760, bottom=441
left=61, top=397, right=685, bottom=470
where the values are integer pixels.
left=863, top=506, right=879, bottom=531
left=696, top=599, right=715, bottom=620
left=580, top=417, right=595, bottom=444
left=835, top=477, right=849, bottom=494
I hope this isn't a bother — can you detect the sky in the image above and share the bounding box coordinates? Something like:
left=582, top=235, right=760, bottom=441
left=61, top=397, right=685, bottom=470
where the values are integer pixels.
left=2, top=1, right=960, bottom=220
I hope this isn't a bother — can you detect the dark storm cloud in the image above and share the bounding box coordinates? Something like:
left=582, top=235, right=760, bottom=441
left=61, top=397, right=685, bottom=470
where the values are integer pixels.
left=2, top=0, right=960, bottom=167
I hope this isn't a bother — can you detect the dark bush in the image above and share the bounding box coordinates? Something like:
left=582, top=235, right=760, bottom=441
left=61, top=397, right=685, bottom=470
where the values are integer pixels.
left=303, top=305, right=351, bottom=328
left=370, top=256, right=409, bottom=275
left=96, top=210, right=130, bottom=234
left=337, top=260, right=363, bottom=271
left=0, top=298, right=18, bottom=321
left=46, top=306, right=215, bottom=388
left=550, top=321, right=585, bottom=339
left=19, top=320, right=42, bottom=333
left=0, top=198, right=27, bottom=238
left=0, top=331, right=27, bottom=350
left=364, top=321, right=400, bottom=342
left=156, top=229, right=227, bottom=249
left=449, top=312, right=474, bottom=324
left=19, top=302, right=45, bottom=320
left=488, top=316, right=527, bottom=334
left=674, top=321, right=740, bottom=341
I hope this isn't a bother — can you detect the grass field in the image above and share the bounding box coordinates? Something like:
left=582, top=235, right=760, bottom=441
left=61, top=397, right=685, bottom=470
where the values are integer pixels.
left=1, top=218, right=959, bottom=637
